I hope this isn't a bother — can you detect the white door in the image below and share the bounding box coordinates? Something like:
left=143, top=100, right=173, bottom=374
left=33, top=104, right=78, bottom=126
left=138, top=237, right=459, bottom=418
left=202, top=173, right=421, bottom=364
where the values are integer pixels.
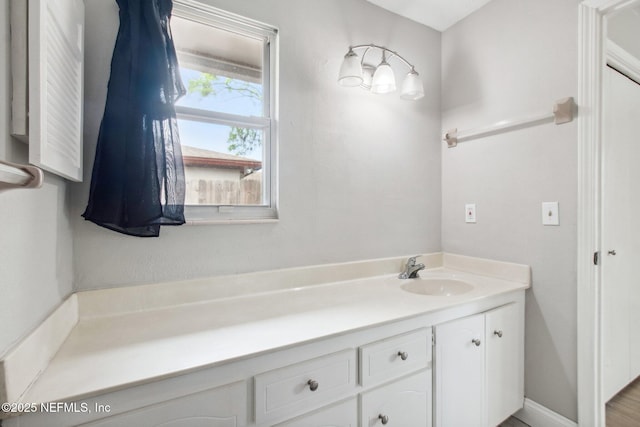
left=434, top=314, right=485, bottom=427
left=601, top=66, right=640, bottom=401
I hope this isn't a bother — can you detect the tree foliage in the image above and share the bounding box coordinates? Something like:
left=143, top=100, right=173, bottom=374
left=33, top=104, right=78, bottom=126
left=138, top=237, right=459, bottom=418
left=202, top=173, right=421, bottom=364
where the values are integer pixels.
left=187, top=73, right=262, bottom=157
left=188, top=73, right=262, bottom=100
left=227, top=127, right=260, bottom=156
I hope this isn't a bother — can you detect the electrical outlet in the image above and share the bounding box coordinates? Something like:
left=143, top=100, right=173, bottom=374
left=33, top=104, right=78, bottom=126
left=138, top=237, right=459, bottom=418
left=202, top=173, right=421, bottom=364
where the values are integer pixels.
left=465, top=204, right=476, bottom=223
left=542, top=202, right=559, bottom=225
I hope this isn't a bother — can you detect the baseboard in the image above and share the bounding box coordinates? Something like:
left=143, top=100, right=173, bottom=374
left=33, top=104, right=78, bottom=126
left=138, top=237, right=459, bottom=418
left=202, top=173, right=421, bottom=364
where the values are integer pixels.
left=514, top=398, right=578, bottom=427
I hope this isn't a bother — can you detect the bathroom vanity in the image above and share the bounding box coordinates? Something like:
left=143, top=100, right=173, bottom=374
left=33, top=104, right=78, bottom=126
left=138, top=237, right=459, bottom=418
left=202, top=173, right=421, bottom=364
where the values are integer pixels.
left=0, top=253, right=529, bottom=427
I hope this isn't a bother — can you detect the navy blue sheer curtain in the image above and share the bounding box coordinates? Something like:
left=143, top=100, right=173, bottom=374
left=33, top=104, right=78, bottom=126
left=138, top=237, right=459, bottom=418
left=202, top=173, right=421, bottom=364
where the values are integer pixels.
left=83, top=0, right=186, bottom=237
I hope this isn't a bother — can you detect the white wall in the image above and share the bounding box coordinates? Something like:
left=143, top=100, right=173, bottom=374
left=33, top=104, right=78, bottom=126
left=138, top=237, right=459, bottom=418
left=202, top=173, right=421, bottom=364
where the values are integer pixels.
left=441, top=0, right=579, bottom=421
left=0, top=2, right=74, bottom=356
left=71, top=0, right=442, bottom=289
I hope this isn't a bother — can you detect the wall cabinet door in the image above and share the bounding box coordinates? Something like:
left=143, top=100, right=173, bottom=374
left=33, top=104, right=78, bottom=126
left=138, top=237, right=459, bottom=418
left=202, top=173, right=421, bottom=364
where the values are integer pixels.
left=27, top=0, right=85, bottom=181
left=360, top=370, right=431, bottom=427
left=435, top=313, right=485, bottom=427
left=485, top=303, right=524, bottom=427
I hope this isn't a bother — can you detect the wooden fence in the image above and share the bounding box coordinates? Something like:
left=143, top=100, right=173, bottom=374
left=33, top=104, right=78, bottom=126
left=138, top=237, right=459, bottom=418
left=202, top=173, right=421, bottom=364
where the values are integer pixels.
left=186, top=179, right=262, bottom=205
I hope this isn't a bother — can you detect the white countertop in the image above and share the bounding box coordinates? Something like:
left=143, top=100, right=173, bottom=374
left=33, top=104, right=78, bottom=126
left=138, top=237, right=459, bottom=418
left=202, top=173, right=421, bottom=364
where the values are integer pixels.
left=2, top=253, right=531, bottom=406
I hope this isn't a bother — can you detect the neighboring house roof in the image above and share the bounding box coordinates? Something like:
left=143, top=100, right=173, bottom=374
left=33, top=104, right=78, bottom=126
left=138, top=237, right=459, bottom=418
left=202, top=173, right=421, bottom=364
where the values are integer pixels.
left=182, top=145, right=262, bottom=170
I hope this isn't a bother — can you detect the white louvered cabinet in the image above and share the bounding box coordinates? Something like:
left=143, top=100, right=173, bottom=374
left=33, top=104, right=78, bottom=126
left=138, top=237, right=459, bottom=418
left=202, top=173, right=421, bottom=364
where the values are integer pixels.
left=10, top=0, right=84, bottom=181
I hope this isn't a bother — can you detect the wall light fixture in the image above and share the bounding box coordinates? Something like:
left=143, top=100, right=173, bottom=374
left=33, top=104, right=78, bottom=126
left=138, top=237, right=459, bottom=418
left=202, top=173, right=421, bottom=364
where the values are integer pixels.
left=338, top=44, right=424, bottom=100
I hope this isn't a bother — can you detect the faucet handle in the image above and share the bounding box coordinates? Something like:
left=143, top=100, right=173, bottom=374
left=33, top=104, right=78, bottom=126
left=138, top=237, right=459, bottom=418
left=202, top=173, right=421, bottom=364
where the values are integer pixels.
left=407, top=255, right=422, bottom=265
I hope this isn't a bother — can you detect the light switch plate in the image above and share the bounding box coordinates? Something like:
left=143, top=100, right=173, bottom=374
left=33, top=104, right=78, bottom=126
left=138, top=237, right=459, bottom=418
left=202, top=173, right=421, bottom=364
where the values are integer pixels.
left=465, top=204, right=476, bottom=223
left=542, top=202, right=559, bottom=225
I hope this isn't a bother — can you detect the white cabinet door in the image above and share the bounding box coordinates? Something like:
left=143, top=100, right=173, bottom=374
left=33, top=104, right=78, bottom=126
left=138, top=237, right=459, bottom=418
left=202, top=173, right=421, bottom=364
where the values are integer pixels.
left=81, top=381, right=246, bottom=427
left=434, top=304, right=525, bottom=427
left=360, top=370, right=431, bottom=427
left=275, top=398, right=357, bottom=427
left=485, top=303, right=524, bottom=427
left=435, top=313, right=484, bottom=427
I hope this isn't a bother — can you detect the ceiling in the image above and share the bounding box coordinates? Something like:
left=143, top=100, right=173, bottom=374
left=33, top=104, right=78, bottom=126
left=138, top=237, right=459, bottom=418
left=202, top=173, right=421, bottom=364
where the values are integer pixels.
left=607, top=5, right=640, bottom=61
left=365, top=0, right=493, bottom=32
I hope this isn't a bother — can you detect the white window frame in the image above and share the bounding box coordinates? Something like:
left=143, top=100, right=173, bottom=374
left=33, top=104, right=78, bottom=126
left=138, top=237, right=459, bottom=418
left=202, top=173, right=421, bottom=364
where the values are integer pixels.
left=173, top=0, right=279, bottom=223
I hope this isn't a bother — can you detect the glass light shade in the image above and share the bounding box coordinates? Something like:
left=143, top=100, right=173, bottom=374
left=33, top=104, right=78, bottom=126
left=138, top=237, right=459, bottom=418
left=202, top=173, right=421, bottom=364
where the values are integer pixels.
left=360, top=64, right=375, bottom=90
left=338, top=50, right=363, bottom=87
left=371, top=61, right=396, bottom=94
left=400, top=69, right=425, bottom=100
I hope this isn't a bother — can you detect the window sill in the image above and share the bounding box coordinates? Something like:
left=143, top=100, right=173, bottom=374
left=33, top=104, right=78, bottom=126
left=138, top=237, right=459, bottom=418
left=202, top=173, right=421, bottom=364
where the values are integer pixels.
left=184, top=205, right=278, bottom=225
left=185, top=218, right=279, bottom=226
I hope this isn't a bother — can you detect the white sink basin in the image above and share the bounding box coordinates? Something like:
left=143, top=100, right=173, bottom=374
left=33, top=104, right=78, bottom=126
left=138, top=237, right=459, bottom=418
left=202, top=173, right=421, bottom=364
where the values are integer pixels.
left=401, top=278, right=474, bottom=296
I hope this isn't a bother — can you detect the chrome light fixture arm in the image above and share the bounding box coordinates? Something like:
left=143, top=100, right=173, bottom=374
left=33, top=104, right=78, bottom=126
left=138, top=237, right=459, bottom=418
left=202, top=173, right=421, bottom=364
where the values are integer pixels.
left=349, top=44, right=415, bottom=70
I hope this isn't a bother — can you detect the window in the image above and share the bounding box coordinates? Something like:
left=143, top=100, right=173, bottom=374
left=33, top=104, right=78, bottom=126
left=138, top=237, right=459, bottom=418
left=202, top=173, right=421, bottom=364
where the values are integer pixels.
left=172, top=1, right=278, bottom=222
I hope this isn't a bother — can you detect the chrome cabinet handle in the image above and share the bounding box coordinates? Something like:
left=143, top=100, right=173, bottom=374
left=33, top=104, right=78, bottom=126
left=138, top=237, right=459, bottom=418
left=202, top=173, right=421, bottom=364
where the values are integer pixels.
left=379, top=414, right=389, bottom=425
left=472, top=338, right=481, bottom=346
left=494, top=330, right=503, bottom=338
left=307, top=379, right=319, bottom=391
left=608, top=250, right=617, bottom=256
left=397, top=351, right=409, bottom=361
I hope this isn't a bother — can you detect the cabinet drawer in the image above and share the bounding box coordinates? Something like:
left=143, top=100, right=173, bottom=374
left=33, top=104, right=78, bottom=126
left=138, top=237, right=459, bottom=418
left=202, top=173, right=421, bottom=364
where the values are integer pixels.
left=359, top=328, right=431, bottom=387
left=274, top=398, right=357, bottom=427
left=80, top=380, right=247, bottom=427
left=360, top=370, right=431, bottom=427
left=254, top=349, right=357, bottom=424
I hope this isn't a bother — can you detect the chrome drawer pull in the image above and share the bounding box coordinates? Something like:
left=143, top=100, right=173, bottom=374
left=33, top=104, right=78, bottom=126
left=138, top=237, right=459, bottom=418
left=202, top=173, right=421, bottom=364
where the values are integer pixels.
left=379, top=414, right=389, bottom=424
left=494, top=330, right=503, bottom=338
left=397, top=351, right=409, bottom=361
left=472, top=338, right=481, bottom=347
left=307, top=379, right=319, bottom=391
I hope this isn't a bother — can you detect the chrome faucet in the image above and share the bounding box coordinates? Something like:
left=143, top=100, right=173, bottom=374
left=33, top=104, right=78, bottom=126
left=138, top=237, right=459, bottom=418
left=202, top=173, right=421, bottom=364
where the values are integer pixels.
left=399, top=256, right=425, bottom=279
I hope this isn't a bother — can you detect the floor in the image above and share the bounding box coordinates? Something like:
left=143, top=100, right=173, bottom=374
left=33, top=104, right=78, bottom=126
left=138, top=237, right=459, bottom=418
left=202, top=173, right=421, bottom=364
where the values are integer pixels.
left=499, top=417, right=529, bottom=427
left=496, top=377, right=640, bottom=427
left=606, top=376, right=640, bottom=427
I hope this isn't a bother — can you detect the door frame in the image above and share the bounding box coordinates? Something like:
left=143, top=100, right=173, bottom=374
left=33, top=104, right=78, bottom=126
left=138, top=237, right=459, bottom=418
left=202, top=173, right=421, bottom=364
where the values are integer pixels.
left=577, top=1, right=640, bottom=425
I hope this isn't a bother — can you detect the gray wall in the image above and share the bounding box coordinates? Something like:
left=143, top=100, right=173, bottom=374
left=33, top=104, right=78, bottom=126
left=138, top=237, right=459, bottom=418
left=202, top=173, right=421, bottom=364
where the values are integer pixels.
left=71, top=0, right=443, bottom=290
left=441, top=0, right=579, bottom=421
left=0, top=2, right=74, bottom=356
